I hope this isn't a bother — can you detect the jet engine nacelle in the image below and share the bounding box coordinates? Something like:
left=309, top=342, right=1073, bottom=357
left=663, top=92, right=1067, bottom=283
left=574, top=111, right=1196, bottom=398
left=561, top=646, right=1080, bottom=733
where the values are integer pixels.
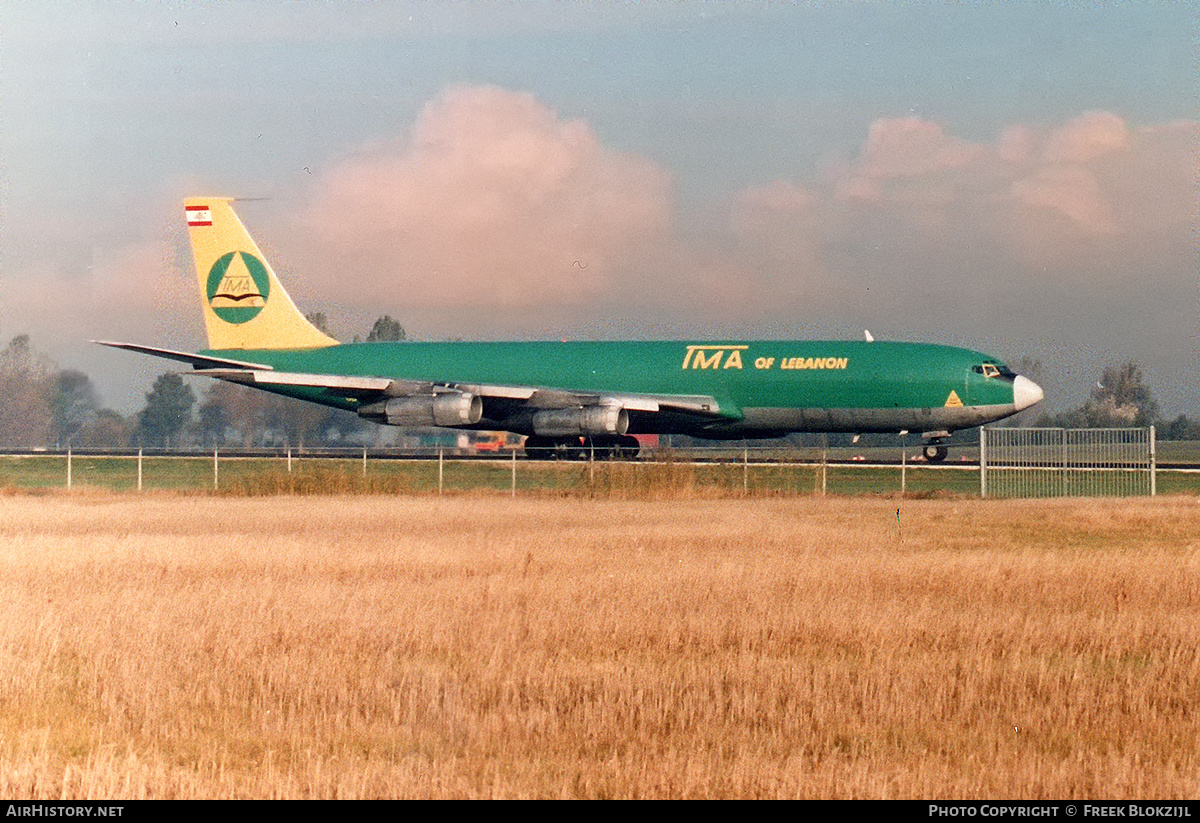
left=378, top=392, right=483, bottom=427
left=532, top=405, right=629, bottom=437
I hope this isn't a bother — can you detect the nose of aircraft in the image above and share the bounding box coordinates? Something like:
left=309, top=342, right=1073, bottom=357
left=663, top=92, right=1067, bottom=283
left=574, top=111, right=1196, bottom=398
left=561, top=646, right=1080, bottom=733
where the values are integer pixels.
left=1013, top=375, right=1044, bottom=411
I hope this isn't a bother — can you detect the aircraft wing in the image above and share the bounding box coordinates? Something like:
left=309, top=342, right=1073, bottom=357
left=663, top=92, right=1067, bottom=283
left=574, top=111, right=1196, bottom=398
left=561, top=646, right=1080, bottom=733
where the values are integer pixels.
left=97, top=341, right=732, bottom=425
left=194, top=367, right=729, bottom=420
left=450, top=382, right=725, bottom=417
left=193, top=368, right=430, bottom=400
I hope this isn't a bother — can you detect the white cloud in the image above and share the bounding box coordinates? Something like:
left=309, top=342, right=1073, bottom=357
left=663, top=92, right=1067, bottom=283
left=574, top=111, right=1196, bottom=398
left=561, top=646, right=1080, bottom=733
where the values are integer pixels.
left=734, top=111, right=1197, bottom=274
left=301, top=86, right=674, bottom=309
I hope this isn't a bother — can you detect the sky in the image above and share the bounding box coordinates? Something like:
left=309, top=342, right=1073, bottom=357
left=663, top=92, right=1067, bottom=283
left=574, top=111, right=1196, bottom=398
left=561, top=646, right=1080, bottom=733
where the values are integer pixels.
left=1, top=0, right=1196, bottom=417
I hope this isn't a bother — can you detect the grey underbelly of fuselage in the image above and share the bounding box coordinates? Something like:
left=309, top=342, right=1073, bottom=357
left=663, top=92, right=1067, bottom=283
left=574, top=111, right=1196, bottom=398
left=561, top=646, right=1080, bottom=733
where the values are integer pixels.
left=705, top=404, right=1018, bottom=437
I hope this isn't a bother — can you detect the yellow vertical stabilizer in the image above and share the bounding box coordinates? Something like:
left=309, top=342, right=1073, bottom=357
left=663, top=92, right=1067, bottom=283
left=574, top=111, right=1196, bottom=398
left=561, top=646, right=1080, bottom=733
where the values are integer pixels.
left=185, top=197, right=338, bottom=350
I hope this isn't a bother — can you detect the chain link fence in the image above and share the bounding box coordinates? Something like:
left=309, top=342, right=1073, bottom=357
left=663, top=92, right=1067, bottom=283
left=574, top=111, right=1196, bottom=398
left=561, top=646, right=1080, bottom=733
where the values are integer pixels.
left=980, top=427, right=1156, bottom=498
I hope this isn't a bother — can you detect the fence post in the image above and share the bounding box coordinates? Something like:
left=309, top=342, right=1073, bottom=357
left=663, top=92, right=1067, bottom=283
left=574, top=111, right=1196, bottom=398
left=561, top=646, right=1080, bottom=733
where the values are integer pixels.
left=438, top=446, right=444, bottom=495
left=743, top=444, right=748, bottom=495
left=137, top=447, right=143, bottom=492
left=821, top=447, right=827, bottom=496
left=511, top=447, right=516, bottom=497
left=213, top=448, right=219, bottom=491
left=66, top=448, right=72, bottom=490
left=287, top=447, right=292, bottom=472
left=1149, top=425, right=1156, bottom=497
left=1061, top=429, right=1068, bottom=497
left=363, top=447, right=367, bottom=477
left=979, top=428, right=987, bottom=498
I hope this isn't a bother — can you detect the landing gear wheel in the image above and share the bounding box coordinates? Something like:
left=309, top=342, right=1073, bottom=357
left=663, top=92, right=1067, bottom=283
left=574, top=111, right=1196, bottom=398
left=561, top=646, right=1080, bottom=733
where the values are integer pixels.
left=582, top=435, right=641, bottom=460
left=583, top=437, right=615, bottom=460
left=523, top=435, right=554, bottom=460
left=923, top=444, right=948, bottom=463
left=551, top=437, right=585, bottom=461
left=524, top=435, right=587, bottom=460
left=615, top=435, right=641, bottom=460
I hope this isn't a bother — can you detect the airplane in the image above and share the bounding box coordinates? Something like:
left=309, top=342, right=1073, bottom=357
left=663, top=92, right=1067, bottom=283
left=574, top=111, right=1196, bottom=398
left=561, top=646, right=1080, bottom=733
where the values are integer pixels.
left=98, top=197, right=1043, bottom=461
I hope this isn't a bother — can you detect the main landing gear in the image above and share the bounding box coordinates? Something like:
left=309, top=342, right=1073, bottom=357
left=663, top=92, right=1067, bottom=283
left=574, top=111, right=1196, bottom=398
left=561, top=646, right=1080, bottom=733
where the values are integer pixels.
left=523, top=435, right=640, bottom=460
left=523, top=435, right=583, bottom=461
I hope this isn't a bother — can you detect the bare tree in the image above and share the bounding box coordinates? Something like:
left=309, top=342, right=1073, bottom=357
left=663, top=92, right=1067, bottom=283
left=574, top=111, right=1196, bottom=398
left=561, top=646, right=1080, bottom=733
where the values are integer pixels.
left=0, top=335, right=54, bottom=447
left=305, top=312, right=333, bottom=336
left=366, top=315, right=406, bottom=343
left=49, top=370, right=98, bottom=446
left=1084, top=363, right=1158, bottom=427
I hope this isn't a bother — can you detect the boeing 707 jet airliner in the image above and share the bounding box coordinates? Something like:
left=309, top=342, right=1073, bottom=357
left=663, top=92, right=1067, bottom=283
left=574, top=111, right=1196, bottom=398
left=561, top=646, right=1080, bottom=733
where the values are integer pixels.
left=99, top=198, right=1043, bottom=460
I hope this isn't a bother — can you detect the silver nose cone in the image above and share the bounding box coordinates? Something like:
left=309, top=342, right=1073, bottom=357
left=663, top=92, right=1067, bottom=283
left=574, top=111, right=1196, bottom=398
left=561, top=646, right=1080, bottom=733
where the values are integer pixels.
left=1013, top=375, right=1044, bottom=411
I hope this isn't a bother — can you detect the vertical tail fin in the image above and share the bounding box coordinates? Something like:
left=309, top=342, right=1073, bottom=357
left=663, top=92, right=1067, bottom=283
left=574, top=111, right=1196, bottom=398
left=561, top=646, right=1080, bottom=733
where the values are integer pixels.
left=185, top=197, right=337, bottom=350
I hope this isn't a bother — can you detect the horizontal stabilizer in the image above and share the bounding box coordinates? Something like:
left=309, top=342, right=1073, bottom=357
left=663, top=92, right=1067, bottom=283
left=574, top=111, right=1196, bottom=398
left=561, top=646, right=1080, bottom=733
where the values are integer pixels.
left=92, top=341, right=273, bottom=371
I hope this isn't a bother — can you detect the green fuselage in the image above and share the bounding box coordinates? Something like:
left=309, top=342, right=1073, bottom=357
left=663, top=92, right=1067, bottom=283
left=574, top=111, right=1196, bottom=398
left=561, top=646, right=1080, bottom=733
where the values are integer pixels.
left=202, top=340, right=1024, bottom=439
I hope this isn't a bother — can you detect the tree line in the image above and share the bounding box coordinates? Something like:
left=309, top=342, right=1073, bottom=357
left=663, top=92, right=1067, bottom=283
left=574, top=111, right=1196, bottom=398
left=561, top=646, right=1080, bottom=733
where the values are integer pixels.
left=1, top=330, right=1197, bottom=449
left=1020, top=361, right=1200, bottom=439
left=0, top=316, right=407, bottom=449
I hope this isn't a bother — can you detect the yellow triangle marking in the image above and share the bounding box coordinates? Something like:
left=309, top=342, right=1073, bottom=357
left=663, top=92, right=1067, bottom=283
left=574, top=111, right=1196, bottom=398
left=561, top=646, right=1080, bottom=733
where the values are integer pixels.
left=944, top=390, right=964, bottom=408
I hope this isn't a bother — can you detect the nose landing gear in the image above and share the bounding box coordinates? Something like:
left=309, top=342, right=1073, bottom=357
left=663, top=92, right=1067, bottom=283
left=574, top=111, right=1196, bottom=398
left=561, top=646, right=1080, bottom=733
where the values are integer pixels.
left=922, top=443, right=949, bottom=463
left=921, top=430, right=951, bottom=463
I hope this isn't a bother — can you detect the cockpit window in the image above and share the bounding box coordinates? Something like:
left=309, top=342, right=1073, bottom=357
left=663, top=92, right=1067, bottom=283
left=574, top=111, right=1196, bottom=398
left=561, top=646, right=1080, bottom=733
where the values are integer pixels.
left=973, top=362, right=1018, bottom=381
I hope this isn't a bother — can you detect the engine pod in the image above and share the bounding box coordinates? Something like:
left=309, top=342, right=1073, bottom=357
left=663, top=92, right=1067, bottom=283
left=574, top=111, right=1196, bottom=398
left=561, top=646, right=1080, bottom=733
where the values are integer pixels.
left=532, top=405, right=629, bottom=437
left=383, top=392, right=483, bottom=427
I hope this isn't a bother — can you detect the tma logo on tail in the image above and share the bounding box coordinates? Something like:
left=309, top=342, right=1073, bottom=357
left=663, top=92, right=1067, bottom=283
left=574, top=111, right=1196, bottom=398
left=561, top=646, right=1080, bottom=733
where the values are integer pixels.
left=206, top=251, right=270, bottom=324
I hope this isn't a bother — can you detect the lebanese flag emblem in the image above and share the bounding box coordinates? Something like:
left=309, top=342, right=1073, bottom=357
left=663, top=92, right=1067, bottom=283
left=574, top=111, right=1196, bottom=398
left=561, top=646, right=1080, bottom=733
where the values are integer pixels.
left=186, top=205, right=212, bottom=227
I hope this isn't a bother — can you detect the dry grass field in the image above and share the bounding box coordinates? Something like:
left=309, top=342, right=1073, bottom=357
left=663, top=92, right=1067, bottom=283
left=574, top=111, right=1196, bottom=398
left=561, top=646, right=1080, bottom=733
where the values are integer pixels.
left=0, top=492, right=1196, bottom=798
